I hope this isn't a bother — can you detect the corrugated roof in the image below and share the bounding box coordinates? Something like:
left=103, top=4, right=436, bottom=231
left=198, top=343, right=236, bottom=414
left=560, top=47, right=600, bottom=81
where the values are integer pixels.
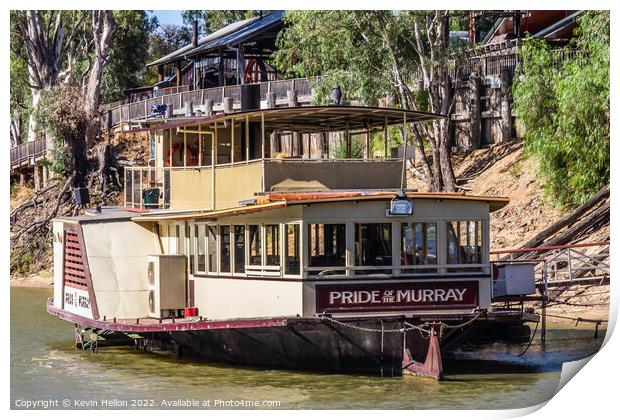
left=186, top=11, right=284, bottom=58
left=123, top=105, right=447, bottom=134
left=146, top=11, right=283, bottom=68
left=131, top=191, right=510, bottom=222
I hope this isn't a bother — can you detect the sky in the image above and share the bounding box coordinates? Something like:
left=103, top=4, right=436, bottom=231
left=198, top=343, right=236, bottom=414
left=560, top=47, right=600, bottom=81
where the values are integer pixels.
left=150, top=10, right=185, bottom=26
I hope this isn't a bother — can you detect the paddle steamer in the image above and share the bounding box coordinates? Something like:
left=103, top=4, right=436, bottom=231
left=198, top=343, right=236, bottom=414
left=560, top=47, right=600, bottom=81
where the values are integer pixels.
left=47, top=88, right=537, bottom=379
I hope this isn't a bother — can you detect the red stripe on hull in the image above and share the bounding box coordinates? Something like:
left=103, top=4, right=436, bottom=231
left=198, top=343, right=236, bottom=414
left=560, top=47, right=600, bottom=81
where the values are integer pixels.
left=46, top=298, right=288, bottom=332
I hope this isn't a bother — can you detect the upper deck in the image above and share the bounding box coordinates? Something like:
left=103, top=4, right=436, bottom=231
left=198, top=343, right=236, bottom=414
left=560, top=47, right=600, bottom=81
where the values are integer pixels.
left=123, top=106, right=445, bottom=211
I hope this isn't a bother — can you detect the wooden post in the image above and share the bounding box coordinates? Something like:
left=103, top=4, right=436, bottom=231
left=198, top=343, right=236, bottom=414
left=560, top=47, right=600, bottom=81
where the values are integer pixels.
left=384, top=116, right=388, bottom=158
left=469, top=72, right=481, bottom=149
left=175, top=61, right=182, bottom=86
left=33, top=165, right=42, bottom=190
left=236, top=44, right=245, bottom=85
left=245, top=115, right=250, bottom=160
left=223, top=97, right=233, bottom=113
left=231, top=117, right=235, bottom=164
left=365, top=130, right=371, bottom=159
left=185, top=101, right=193, bottom=117
left=218, top=47, right=225, bottom=86
left=287, top=90, right=298, bottom=107
left=183, top=131, right=187, bottom=167
left=261, top=112, right=265, bottom=160
left=158, top=65, right=165, bottom=82
left=266, top=92, right=276, bottom=109
left=205, top=99, right=214, bottom=116
left=500, top=69, right=513, bottom=142
left=211, top=125, right=216, bottom=210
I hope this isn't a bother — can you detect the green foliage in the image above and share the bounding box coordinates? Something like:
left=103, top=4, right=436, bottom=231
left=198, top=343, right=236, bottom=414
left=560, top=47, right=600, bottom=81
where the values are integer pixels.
left=101, top=11, right=158, bottom=102
left=274, top=11, right=393, bottom=107
left=333, top=139, right=364, bottom=159
left=513, top=11, right=609, bottom=207
left=11, top=250, right=33, bottom=276
left=182, top=10, right=257, bottom=35
left=34, top=86, right=89, bottom=177
left=10, top=51, right=31, bottom=142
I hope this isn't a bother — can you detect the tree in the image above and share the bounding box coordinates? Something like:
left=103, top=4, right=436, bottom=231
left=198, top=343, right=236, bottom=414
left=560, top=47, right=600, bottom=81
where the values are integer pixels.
left=10, top=11, right=89, bottom=142
left=513, top=11, right=610, bottom=206
left=84, top=11, right=116, bottom=146
left=100, top=11, right=158, bottom=103
left=182, top=10, right=258, bottom=35
left=274, top=11, right=461, bottom=192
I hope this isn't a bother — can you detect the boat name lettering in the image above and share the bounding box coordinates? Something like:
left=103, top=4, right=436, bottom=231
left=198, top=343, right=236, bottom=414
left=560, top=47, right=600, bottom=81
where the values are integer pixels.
left=317, top=281, right=478, bottom=312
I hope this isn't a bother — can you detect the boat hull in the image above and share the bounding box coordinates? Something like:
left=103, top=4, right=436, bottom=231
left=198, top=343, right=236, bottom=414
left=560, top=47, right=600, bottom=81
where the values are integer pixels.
left=165, top=318, right=408, bottom=375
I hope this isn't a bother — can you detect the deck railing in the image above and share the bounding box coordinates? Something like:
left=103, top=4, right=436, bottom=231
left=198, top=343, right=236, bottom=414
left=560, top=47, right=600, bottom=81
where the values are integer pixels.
left=10, top=139, right=47, bottom=169
left=124, top=167, right=171, bottom=210
left=100, top=77, right=320, bottom=130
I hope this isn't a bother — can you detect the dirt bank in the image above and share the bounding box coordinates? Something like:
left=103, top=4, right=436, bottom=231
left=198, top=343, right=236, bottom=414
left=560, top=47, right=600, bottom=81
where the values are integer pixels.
left=11, top=274, right=53, bottom=289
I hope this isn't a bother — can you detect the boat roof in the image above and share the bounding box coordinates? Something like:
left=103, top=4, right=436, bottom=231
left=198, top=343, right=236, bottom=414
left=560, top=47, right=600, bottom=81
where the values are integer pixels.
left=125, top=105, right=446, bottom=134
left=131, top=190, right=510, bottom=222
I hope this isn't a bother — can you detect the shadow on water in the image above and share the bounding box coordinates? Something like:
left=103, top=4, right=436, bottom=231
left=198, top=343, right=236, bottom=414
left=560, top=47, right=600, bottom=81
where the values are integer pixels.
left=11, top=288, right=606, bottom=410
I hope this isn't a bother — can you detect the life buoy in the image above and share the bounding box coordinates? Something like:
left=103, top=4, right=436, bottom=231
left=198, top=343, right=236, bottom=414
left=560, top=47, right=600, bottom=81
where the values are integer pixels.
left=164, top=142, right=199, bottom=166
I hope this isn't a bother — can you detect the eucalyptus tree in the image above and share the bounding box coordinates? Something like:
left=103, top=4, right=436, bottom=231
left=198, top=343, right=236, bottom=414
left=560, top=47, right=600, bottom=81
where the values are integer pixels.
left=274, top=10, right=464, bottom=192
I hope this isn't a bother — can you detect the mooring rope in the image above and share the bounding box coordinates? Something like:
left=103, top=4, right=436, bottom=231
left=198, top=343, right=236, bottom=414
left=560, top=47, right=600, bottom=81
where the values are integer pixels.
left=518, top=317, right=540, bottom=357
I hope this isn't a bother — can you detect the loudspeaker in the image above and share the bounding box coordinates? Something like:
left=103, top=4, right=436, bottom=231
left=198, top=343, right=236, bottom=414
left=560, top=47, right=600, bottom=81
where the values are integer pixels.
left=73, top=187, right=90, bottom=205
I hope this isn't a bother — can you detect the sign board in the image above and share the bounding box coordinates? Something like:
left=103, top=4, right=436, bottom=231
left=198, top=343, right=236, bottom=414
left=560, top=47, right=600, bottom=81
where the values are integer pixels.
left=63, top=285, right=93, bottom=318
left=316, top=281, right=479, bottom=313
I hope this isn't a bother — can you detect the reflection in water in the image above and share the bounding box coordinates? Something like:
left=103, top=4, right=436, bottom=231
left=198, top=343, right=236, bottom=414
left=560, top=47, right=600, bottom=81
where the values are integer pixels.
left=11, top=288, right=604, bottom=409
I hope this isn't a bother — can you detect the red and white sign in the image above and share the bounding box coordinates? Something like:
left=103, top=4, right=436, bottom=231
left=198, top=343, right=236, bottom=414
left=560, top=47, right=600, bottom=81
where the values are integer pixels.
left=316, top=281, right=479, bottom=312
left=63, top=285, right=93, bottom=318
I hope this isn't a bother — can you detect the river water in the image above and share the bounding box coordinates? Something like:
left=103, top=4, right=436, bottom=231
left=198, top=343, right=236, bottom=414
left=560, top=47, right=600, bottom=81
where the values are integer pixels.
left=11, top=288, right=605, bottom=410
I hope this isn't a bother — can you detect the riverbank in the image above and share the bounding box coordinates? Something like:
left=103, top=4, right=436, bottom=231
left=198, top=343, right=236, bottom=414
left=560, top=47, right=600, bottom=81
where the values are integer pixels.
left=10, top=274, right=53, bottom=289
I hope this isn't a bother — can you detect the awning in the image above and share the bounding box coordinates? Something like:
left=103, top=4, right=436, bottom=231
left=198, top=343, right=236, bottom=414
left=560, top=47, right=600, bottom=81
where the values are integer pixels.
left=123, top=105, right=447, bottom=134
left=131, top=191, right=510, bottom=222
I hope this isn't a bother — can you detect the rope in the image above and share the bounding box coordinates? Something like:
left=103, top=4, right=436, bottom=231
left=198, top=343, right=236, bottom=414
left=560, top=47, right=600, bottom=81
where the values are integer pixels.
left=518, top=317, right=539, bottom=357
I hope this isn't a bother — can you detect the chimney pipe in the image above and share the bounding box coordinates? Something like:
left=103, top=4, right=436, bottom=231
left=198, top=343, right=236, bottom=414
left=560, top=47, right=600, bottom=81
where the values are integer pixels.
left=192, top=20, right=198, bottom=48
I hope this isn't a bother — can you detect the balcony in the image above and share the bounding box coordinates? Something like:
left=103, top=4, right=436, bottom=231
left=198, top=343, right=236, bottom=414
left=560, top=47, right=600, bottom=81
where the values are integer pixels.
left=124, top=158, right=403, bottom=211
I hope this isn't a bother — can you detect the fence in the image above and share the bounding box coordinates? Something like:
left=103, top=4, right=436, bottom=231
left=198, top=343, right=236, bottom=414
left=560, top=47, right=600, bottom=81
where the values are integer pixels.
left=10, top=139, right=47, bottom=169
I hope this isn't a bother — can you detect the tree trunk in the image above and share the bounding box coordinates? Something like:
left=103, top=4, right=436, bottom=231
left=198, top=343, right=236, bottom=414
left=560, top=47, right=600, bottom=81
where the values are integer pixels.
left=500, top=69, right=513, bottom=142
left=84, top=11, right=116, bottom=146
left=469, top=73, right=481, bottom=149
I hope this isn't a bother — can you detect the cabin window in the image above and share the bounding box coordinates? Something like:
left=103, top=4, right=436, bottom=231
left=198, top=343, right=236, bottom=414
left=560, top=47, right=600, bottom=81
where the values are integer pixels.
left=185, top=130, right=199, bottom=166
left=197, top=225, right=206, bottom=273
left=446, top=220, right=483, bottom=271
left=265, top=224, right=280, bottom=266
left=234, top=225, right=246, bottom=274
left=401, top=222, right=437, bottom=272
left=207, top=225, right=217, bottom=272
left=248, top=225, right=261, bottom=265
left=308, top=224, right=346, bottom=270
left=219, top=225, right=231, bottom=273
left=187, top=224, right=194, bottom=274
left=285, top=224, right=301, bottom=275
left=354, top=223, right=392, bottom=274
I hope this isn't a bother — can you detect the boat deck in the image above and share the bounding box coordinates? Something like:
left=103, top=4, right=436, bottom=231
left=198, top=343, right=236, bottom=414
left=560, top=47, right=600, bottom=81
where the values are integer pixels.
left=47, top=298, right=537, bottom=334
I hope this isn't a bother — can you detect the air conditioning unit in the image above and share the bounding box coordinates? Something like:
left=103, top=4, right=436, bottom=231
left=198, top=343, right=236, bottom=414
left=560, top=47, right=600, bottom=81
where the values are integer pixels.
left=493, top=263, right=536, bottom=298
left=147, top=255, right=186, bottom=318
